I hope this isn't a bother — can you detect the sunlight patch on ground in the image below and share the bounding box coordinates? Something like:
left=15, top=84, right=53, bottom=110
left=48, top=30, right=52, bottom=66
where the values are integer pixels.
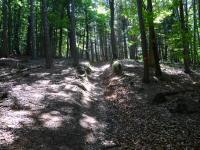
left=79, top=114, right=98, bottom=144
left=35, top=80, right=51, bottom=85
left=80, top=113, right=106, bottom=144
left=0, top=130, right=17, bottom=145
left=124, top=72, right=136, bottom=77
left=161, top=64, right=184, bottom=75
left=32, top=72, right=50, bottom=78
left=91, top=64, right=110, bottom=72
left=0, top=110, right=34, bottom=128
left=39, top=111, right=64, bottom=129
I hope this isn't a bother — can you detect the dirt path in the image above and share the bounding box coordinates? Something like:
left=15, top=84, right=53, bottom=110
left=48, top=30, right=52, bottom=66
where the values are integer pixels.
left=0, top=61, right=112, bottom=150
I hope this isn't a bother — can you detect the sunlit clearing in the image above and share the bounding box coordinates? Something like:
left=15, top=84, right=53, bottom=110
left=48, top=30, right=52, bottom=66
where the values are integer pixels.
left=39, top=111, right=64, bottom=129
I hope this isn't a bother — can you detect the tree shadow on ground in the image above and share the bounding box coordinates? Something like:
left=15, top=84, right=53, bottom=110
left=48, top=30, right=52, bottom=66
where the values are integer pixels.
left=0, top=60, right=108, bottom=150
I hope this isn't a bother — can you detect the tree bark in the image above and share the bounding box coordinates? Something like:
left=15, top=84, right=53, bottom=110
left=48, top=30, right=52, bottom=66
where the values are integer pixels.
left=179, top=0, right=191, bottom=73
left=137, top=0, right=149, bottom=83
left=67, top=0, right=79, bottom=66
left=42, top=0, right=53, bottom=68
left=109, top=0, right=118, bottom=60
left=13, top=4, right=21, bottom=56
left=30, top=0, right=37, bottom=59
left=147, top=0, right=162, bottom=77
left=193, top=0, right=198, bottom=68
left=85, top=8, right=90, bottom=60
left=1, top=0, right=9, bottom=57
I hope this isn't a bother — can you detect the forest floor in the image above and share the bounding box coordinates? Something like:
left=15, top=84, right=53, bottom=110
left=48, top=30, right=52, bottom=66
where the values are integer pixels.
left=1, top=59, right=200, bottom=149
left=105, top=60, right=200, bottom=149
left=0, top=59, right=113, bottom=150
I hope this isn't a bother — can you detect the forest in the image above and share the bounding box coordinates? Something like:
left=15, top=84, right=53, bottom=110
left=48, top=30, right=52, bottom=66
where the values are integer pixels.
left=0, top=0, right=200, bottom=149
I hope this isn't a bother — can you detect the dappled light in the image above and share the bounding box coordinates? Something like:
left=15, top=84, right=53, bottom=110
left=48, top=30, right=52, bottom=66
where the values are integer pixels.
left=0, top=61, right=109, bottom=149
left=0, top=0, right=200, bottom=149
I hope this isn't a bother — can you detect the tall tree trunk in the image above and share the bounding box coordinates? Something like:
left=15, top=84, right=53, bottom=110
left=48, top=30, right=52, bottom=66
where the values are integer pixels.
left=42, top=0, right=53, bottom=68
left=81, top=29, right=86, bottom=59
left=104, top=29, right=108, bottom=61
left=129, top=35, right=138, bottom=60
left=137, top=0, right=149, bottom=83
left=90, top=35, right=94, bottom=62
left=85, top=8, right=90, bottom=60
left=179, top=0, right=191, bottom=73
left=109, top=0, right=118, bottom=60
left=147, top=0, right=162, bottom=77
left=1, top=0, right=9, bottom=57
left=13, top=5, right=21, bottom=56
left=193, top=0, right=198, bottom=67
left=8, top=0, right=12, bottom=55
left=59, top=28, right=63, bottom=57
left=30, top=0, right=37, bottom=59
left=122, top=17, right=128, bottom=59
left=67, top=0, right=79, bottom=66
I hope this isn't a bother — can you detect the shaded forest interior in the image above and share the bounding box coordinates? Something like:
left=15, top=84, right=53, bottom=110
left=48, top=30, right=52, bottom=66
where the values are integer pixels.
left=0, top=0, right=200, bottom=149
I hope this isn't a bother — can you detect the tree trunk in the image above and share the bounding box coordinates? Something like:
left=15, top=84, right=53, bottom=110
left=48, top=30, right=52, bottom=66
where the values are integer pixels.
left=147, top=0, right=162, bottom=77
left=179, top=0, right=191, bottom=73
left=193, top=0, right=198, bottom=68
left=59, top=28, right=63, bottom=57
left=136, top=0, right=149, bottom=83
left=42, top=0, right=53, bottom=68
left=85, top=8, right=90, bottom=60
left=30, top=0, right=37, bottom=59
left=109, top=0, right=118, bottom=60
left=8, top=0, right=12, bottom=55
left=1, top=0, right=9, bottom=57
left=67, top=0, right=79, bottom=66
left=13, top=5, right=21, bottom=56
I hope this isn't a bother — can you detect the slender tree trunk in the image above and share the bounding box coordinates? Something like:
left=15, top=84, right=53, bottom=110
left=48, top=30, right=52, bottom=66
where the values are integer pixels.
left=137, top=0, right=149, bottom=83
left=67, top=0, right=79, bottom=66
left=90, top=35, right=94, bottom=62
left=193, top=0, right=198, bottom=68
left=1, top=0, right=9, bottom=57
left=129, top=35, right=137, bottom=60
left=179, top=0, right=191, bottom=73
left=122, top=17, right=128, bottom=59
left=30, top=0, right=37, bottom=59
left=59, top=28, right=63, bottom=57
left=81, top=29, right=86, bottom=59
left=95, top=36, right=98, bottom=62
left=109, top=0, right=118, bottom=60
left=85, top=8, right=90, bottom=60
left=147, top=0, right=162, bottom=77
left=104, top=29, right=108, bottom=61
left=13, top=5, right=21, bottom=56
left=8, top=0, right=12, bottom=55
left=66, top=35, right=70, bottom=58
left=42, top=0, right=53, bottom=68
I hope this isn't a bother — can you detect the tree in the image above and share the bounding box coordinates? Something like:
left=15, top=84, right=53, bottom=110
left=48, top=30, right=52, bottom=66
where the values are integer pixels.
left=1, top=0, right=9, bottom=57
left=42, top=0, right=53, bottom=68
left=67, top=0, right=79, bottom=66
left=179, top=0, right=191, bottom=73
left=147, top=0, right=162, bottom=77
left=29, top=0, right=37, bottom=59
left=193, top=0, right=198, bottom=67
left=109, top=0, right=118, bottom=60
left=136, top=0, right=149, bottom=83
